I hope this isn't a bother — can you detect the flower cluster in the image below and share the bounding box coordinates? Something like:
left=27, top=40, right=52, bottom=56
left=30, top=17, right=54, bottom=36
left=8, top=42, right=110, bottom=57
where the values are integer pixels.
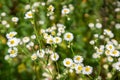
left=63, top=55, right=93, bottom=75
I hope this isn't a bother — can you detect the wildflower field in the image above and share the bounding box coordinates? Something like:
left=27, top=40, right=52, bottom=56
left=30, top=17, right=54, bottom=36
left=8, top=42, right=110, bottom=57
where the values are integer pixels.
left=0, top=0, right=120, bottom=80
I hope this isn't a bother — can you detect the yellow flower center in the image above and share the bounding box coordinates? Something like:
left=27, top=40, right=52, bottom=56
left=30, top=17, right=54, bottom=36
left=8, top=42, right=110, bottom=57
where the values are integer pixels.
left=10, top=34, right=14, bottom=37
left=28, top=13, right=32, bottom=17
left=10, top=50, right=15, bottom=54
left=113, top=50, right=117, bottom=54
left=109, top=45, right=113, bottom=49
left=76, top=57, right=81, bottom=61
left=10, top=40, right=15, bottom=44
left=78, top=66, right=82, bottom=71
left=85, top=67, right=90, bottom=72
left=66, top=61, right=70, bottom=65
left=64, top=9, right=68, bottom=13
left=67, top=34, right=71, bottom=38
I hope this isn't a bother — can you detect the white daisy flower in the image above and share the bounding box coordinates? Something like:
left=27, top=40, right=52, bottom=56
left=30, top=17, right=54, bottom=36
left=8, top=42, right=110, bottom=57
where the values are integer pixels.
left=105, top=50, right=111, bottom=56
left=22, top=37, right=30, bottom=43
left=82, top=66, right=93, bottom=75
left=92, top=53, right=100, bottom=59
left=64, top=32, right=74, bottom=41
left=62, top=8, right=70, bottom=15
left=71, top=63, right=77, bottom=69
left=110, top=50, right=120, bottom=57
left=58, top=27, right=65, bottom=33
left=53, top=37, right=62, bottom=44
left=8, top=47, right=18, bottom=57
left=46, top=37, right=54, bottom=44
left=36, top=49, right=45, bottom=58
left=31, top=35, right=36, bottom=39
left=96, top=48, right=104, bottom=54
left=4, top=55, right=10, bottom=60
left=73, top=55, right=83, bottom=63
left=89, top=40, right=95, bottom=45
left=106, top=44, right=115, bottom=51
left=6, top=31, right=17, bottom=39
left=88, top=23, right=94, bottom=29
left=11, top=17, right=19, bottom=23
left=96, top=23, right=102, bottom=29
left=1, top=12, right=6, bottom=17
left=50, top=53, right=59, bottom=61
left=2, top=20, right=7, bottom=25
left=48, top=5, right=54, bottom=12
left=112, top=62, right=120, bottom=71
left=104, top=29, right=114, bottom=38
left=25, top=11, right=33, bottom=19
left=75, top=64, right=84, bottom=74
left=31, top=53, right=37, bottom=60
left=7, top=38, right=20, bottom=47
left=63, top=58, right=73, bottom=67
left=107, top=56, right=113, bottom=62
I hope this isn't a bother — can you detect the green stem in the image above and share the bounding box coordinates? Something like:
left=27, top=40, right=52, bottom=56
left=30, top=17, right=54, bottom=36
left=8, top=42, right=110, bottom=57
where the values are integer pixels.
left=56, top=62, right=60, bottom=74
left=71, top=46, right=75, bottom=56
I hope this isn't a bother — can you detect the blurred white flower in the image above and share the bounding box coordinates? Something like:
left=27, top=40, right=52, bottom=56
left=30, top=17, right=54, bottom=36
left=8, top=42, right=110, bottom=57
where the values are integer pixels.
left=53, top=37, right=62, bottom=44
left=11, top=17, right=19, bottom=23
left=7, top=38, right=20, bottom=47
left=73, top=55, right=83, bottom=63
left=62, top=8, right=70, bottom=15
left=22, top=37, right=30, bottom=43
left=64, top=32, right=74, bottom=41
left=96, top=23, right=102, bottom=29
left=75, top=64, right=84, bottom=74
left=50, top=53, right=59, bottom=61
left=8, top=47, right=18, bottom=57
left=31, top=53, right=37, bottom=60
left=82, top=66, right=93, bottom=75
left=25, top=11, right=33, bottom=19
left=115, top=23, right=120, bottom=29
left=6, top=31, right=17, bottom=39
left=36, top=49, right=45, bottom=58
left=63, top=58, right=73, bottom=67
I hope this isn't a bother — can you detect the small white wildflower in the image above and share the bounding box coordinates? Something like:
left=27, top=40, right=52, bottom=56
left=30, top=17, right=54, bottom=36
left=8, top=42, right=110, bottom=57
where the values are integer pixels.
left=31, top=53, right=37, bottom=60
left=115, top=23, right=120, bottom=29
left=7, top=38, right=20, bottom=47
left=11, top=17, right=19, bottom=23
left=4, top=55, right=10, bottom=60
left=50, top=53, right=59, bottom=61
left=31, top=35, right=36, bottom=39
left=112, top=62, right=120, bottom=71
left=1, top=12, right=6, bottom=17
left=22, top=37, right=30, bottom=43
left=6, top=31, right=17, bottom=39
left=106, top=44, right=115, bottom=51
left=36, top=49, right=45, bottom=58
left=53, top=37, right=62, bottom=44
left=75, top=64, right=84, bottom=74
left=63, top=58, right=73, bottom=67
left=8, top=47, right=18, bottom=57
left=89, top=40, right=95, bottom=45
left=2, top=20, right=7, bottom=25
left=88, top=23, right=94, bottom=29
left=25, top=11, right=33, bottom=19
left=62, top=8, right=70, bottom=15
left=82, top=66, right=93, bottom=75
left=25, top=4, right=30, bottom=10
left=96, top=23, right=102, bottom=29
left=73, top=55, right=83, bottom=63
left=64, top=32, right=74, bottom=41
left=107, top=56, right=113, bottom=62
left=48, top=5, right=54, bottom=12
left=110, top=50, right=120, bottom=57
